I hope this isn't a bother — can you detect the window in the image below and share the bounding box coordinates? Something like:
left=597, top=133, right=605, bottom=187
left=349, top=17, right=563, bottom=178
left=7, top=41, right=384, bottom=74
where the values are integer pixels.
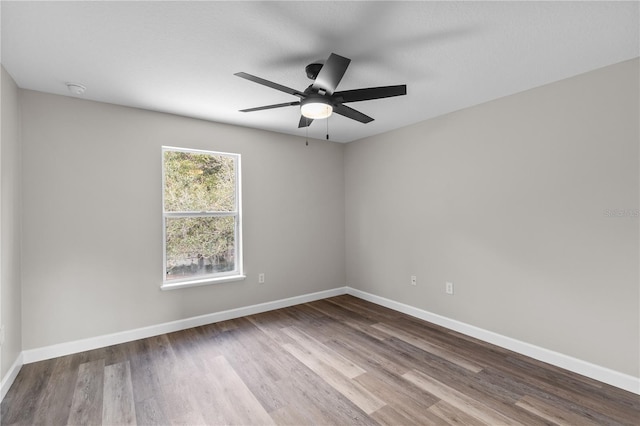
left=162, top=147, right=243, bottom=289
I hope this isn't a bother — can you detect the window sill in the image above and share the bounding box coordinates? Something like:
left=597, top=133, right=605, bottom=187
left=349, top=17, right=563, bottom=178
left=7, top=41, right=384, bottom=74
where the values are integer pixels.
left=161, top=274, right=246, bottom=291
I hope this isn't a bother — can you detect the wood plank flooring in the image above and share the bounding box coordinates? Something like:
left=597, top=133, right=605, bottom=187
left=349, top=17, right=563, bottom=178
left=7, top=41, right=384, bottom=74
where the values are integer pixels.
left=2, top=295, right=638, bottom=425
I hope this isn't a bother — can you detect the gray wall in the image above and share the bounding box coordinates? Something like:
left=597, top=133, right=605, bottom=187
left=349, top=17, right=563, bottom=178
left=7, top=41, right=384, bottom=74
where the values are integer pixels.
left=345, top=59, right=639, bottom=377
left=20, top=90, right=345, bottom=350
left=1, top=65, right=22, bottom=379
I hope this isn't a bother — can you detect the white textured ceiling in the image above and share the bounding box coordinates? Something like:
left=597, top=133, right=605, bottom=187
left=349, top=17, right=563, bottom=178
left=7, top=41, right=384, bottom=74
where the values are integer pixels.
left=1, top=1, right=638, bottom=143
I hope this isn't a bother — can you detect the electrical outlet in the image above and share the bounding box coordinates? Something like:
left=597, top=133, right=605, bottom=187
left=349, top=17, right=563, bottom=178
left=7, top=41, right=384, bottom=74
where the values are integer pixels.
left=410, top=275, right=417, bottom=286
left=446, top=281, right=454, bottom=295
left=258, top=273, right=265, bottom=284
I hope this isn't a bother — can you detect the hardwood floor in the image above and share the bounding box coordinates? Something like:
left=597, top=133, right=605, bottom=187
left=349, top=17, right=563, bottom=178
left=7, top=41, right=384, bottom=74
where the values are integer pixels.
left=2, top=295, right=638, bottom=425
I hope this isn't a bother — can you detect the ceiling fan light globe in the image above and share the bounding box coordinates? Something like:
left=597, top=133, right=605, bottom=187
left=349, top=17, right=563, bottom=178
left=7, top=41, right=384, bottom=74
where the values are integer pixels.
left=301, top=101, right=333, bottom=119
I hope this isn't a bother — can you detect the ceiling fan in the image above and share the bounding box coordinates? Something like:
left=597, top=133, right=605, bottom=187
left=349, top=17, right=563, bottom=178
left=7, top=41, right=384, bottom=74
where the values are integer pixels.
left=235, top=53, right=407, bottom=128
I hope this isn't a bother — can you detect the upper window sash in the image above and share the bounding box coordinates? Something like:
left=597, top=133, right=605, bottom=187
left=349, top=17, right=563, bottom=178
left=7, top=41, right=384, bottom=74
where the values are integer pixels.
left=162, top=147, right=238, bottom=213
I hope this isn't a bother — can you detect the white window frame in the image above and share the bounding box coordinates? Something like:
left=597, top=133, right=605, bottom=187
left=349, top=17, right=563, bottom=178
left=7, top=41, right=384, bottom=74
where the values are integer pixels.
left=161, top=146, right=244, bottom=290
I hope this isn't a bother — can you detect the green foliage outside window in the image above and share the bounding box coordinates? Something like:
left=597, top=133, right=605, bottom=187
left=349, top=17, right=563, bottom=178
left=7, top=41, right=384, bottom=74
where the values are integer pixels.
left=164, top=151, right=235, bottom=212
left=163, top=150, right=238, bottom=280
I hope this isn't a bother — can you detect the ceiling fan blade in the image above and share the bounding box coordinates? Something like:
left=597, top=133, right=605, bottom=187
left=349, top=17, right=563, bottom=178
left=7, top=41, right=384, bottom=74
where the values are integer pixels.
left=312, top=53, right=351, bottom=95
left=240, top=101, right=300, bottom=113
left=333, top=85, right=407, bottom=103
left=333, top=104, right=374, bottom=124
left=235, top=72, right=305, bottom=98
left=298, top=116, right=314, bottom=128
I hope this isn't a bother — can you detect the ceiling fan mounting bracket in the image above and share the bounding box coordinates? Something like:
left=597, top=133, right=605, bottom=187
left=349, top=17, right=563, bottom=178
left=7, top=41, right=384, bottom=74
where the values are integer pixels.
left=305, top=62, right=324, bottom=80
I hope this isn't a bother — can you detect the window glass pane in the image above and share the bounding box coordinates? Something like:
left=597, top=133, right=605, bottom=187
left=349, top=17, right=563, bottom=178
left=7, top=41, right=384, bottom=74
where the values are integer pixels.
left=164, top=151, right=235, bottom=212
left=165, top=216, right=236, bottom=280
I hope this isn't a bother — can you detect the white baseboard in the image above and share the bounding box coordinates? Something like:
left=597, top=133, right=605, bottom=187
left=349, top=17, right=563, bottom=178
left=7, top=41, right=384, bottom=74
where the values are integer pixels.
left=346, top=287, right=640, bottom=395
left=1, top=352, right=24, bottom=401
left=22, top=286, right=348, bottom=365
left=11, top=285, right=639, bottom=398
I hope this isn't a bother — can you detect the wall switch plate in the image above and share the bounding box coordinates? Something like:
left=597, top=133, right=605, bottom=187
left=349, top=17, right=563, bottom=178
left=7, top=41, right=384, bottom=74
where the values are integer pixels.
left=258, top=273, right=265, bottom=284
left=0, top=325, right=5, bottom=346
left=410, top=275, right=417, bottom=286
left=446, top=281, right=454, bottom=295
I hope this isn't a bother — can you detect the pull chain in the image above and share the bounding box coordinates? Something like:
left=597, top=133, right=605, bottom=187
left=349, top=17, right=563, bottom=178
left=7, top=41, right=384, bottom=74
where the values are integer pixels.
left=305, top=118, right=309, bottom=146
left=326, top=116, right=329, bottom=140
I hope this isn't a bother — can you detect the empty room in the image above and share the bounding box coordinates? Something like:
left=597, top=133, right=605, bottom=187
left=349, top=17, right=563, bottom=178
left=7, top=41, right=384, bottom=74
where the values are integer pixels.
left=1, top=1, right=639, bottom=425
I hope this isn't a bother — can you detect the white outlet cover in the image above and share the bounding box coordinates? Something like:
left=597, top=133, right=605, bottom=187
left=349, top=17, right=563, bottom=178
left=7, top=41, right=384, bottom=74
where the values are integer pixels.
left=446, top=282, right=454, bottom=295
